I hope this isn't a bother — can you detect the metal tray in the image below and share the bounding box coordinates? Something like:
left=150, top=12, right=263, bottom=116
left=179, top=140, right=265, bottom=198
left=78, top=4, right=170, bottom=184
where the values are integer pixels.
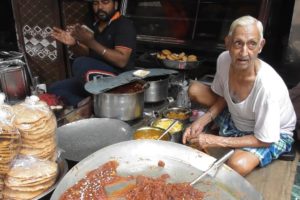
left=33, top=157, right=68, bottom=200
left=51, top=140, right=263, bottom=200
left=161, top=59, right=202, bottom=70
left=154, top=54, right=205, bottom=70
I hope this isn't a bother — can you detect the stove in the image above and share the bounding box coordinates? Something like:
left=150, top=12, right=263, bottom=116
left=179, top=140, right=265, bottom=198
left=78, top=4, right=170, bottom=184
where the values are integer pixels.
left=127, top=75, right=191, bottom=129
left=127, top=98, right=174, bottom=129
left=144, top=99, right=173, bottom=115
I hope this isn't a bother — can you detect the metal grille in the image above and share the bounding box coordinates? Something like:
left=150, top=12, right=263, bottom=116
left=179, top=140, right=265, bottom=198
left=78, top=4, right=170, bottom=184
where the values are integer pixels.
left=60, top=0, right=89, bottom=75
left=11, top=0, right=67, bottom=84
left=61, top=0, right=89, bottom=26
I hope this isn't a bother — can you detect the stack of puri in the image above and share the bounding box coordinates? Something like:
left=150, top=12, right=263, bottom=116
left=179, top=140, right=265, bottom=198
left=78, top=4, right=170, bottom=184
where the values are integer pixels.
left=13, top=97, right=57, bottom=161
left=0, top=126, right=20, bottom=176
left=0, top=105, right=21, bottom=198
left=0, top=176, right=3, bottom=199
left=3, top=158, right=58, bottom=200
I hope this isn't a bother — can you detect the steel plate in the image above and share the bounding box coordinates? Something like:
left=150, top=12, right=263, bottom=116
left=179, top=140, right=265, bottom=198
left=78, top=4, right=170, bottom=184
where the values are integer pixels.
left=56, top=118, right=133, bottom=161
left=51, top=140, right=263, bottom=200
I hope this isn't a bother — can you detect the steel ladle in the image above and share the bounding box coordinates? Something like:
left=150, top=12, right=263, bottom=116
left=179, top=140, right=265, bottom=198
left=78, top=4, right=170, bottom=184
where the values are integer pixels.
left=190, top=149, right=234, bottom=186
left=157, top=120, right=178, bottom=140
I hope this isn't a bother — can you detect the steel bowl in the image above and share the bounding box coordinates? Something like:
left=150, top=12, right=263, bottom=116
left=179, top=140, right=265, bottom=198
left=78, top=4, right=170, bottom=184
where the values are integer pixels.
left=151, top=118, right=184, bottom=143
left=162, top=107, right=192, bottom=122
left=133, top=126, right=171, bottom=141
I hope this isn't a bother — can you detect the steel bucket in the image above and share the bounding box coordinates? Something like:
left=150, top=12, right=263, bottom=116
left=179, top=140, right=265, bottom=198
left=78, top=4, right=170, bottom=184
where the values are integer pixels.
left=144, top=75, right=169, bottom=103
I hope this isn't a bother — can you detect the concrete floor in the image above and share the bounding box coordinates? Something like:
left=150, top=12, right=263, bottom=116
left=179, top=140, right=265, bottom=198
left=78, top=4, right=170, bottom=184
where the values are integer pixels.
left=247, top=153, right=298, bottom=200
left=206, top=146, right=299, bottom=200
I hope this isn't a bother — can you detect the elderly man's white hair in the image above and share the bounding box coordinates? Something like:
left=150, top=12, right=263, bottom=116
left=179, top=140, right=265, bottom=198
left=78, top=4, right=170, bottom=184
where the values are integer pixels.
left=228, top=15, right=264, bottom=41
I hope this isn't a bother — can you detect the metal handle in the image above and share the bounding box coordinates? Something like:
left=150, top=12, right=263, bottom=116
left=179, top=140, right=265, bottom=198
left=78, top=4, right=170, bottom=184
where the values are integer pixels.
left=190, top=149, right=234, bottom=186
left=157, top=120, right=178, bottom=140
left=142, top=82, right=150, bottom=90
left=0, top=59, right=25, bottom=67
left=214, top=149, right=234, bottom=167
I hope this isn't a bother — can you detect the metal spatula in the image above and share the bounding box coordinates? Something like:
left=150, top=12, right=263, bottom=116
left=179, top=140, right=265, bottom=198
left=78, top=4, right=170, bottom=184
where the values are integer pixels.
left=105, top=178, right=136, bottom=198
left=190, top=149, right=234, bottom=186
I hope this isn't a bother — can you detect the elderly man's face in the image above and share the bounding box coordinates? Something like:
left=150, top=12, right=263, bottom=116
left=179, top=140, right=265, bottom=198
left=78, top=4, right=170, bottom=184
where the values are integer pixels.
left=227, top=24, right=265, bottom=70
left=92, top=0, right=117, bottom=22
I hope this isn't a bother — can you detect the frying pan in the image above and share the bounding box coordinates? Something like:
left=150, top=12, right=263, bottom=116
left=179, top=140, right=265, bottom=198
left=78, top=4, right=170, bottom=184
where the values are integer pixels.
left=56, top=118, right=133, bottom=161
left=51, top=140, right=263, bottom=200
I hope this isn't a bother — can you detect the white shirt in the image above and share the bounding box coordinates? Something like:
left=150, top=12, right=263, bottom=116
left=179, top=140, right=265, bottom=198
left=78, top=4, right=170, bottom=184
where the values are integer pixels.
left=211, top=51, right=296, bottom=143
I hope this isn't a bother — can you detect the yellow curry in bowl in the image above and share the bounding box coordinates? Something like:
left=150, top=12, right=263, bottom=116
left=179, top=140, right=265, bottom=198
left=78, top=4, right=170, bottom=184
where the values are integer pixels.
left=163, top=107, right=192, bottom=121
left=133, top=127, right=170, bottom=141
left=151, top=118, right=183, bottom=134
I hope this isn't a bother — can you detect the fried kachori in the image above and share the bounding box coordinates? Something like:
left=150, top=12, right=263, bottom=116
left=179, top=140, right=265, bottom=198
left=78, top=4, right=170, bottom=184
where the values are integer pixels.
left=156, top=49, right=198, bottom=62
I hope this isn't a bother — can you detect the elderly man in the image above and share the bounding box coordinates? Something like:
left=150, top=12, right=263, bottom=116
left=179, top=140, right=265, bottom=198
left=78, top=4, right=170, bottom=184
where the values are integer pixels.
left=183, top=15, right=296, bottom=176
left=49, top=0, right=136, bottom=106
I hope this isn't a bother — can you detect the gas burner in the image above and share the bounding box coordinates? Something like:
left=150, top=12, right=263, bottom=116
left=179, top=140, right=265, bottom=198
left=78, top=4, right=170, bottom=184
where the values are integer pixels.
left=145, top=100, right=168, bottom=108
left=125, top=117, right=144, bottom=127
left=144, top=98, right=174, bottom=116
left=128, top=98, right=176, bottom=129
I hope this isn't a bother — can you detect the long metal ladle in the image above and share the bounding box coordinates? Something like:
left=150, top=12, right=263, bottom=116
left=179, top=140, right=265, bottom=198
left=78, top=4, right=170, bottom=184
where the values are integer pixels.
left=157, top=120, right=178, bottom=140
left=190, top=149, right=234, bottom=186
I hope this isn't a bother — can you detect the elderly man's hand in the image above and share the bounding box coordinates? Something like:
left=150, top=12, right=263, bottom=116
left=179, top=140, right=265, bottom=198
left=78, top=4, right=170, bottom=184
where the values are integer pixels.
left=71, top=24, right=94, bottom=46
left=182, top=119, right=206, bottom=144
left=188, top=133, right=217, bottom=150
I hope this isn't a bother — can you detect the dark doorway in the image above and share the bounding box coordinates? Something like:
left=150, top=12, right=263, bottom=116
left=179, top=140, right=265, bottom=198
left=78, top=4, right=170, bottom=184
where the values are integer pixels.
left=0, top=0, right=18, bottom=50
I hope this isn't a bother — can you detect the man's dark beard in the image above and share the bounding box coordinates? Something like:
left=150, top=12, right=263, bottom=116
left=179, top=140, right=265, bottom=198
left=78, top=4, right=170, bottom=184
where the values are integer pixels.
left=96, top=10, right=116, bottom=22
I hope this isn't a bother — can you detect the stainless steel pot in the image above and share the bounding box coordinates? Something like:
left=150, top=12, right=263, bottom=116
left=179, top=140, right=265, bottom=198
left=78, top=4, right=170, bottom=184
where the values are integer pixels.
left=93, top=80, right=147, bottom=121
left=51, top=140, right=263, bottom=200
left=144, top=75, right=169, bottom=103
left=0, top=64, right=29, bottom=103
